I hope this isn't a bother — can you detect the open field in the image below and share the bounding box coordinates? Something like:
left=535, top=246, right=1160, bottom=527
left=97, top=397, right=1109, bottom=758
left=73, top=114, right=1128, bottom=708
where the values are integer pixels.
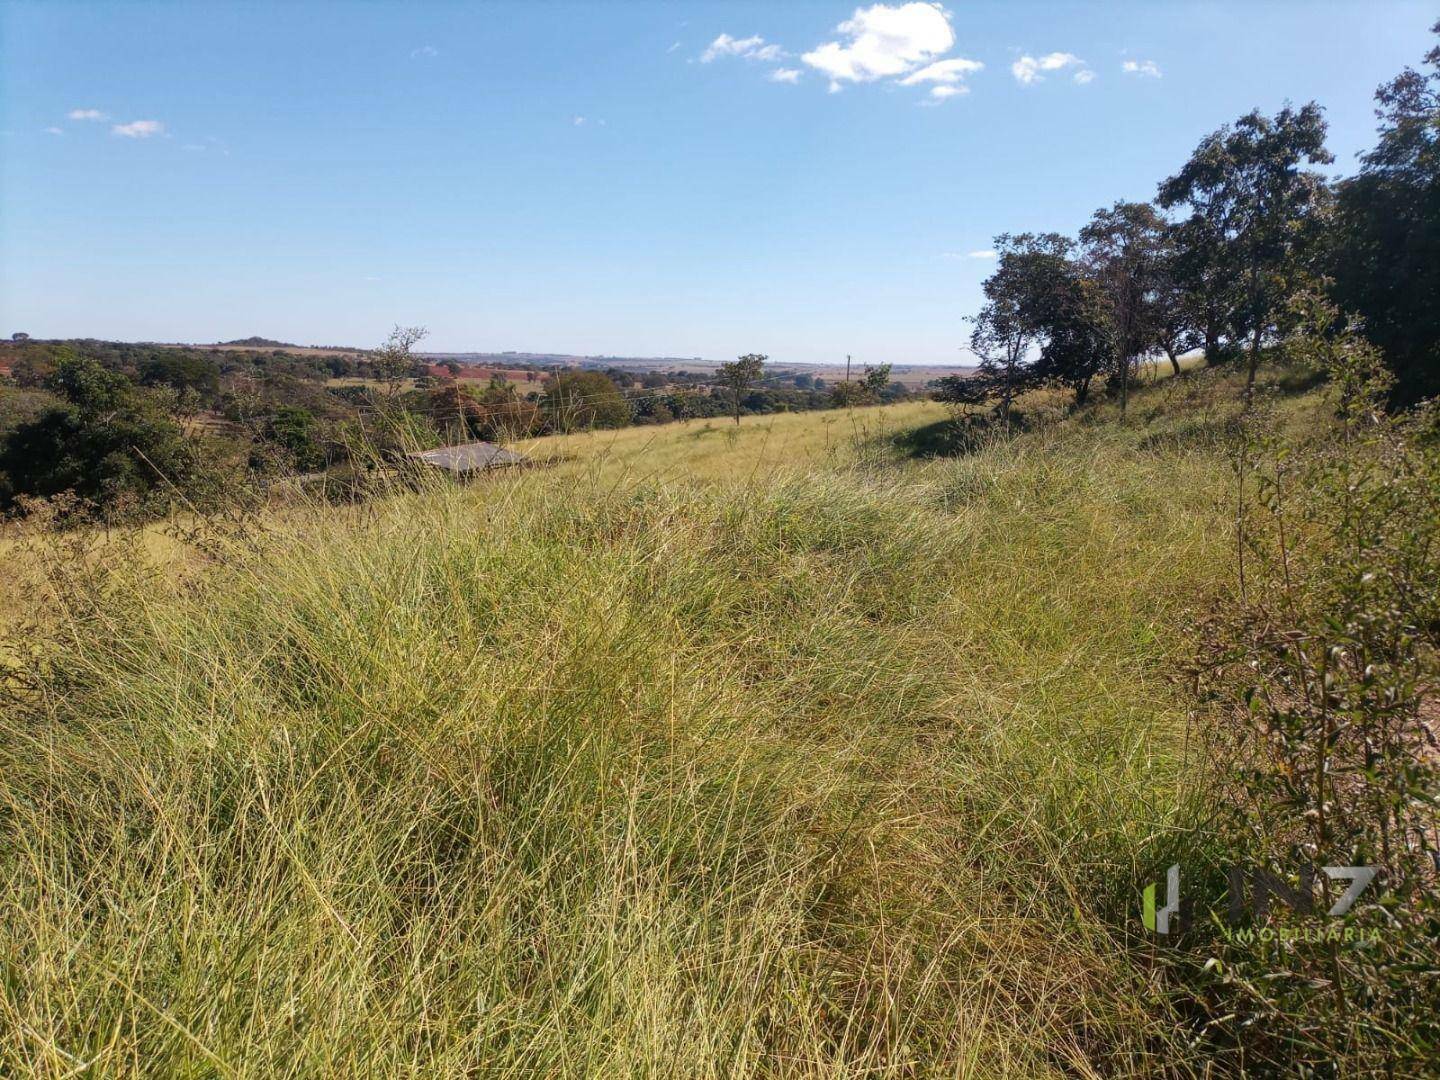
left=515, top=399, right=950, bottom=485
left=2, top=365, right=1329, bottom=1074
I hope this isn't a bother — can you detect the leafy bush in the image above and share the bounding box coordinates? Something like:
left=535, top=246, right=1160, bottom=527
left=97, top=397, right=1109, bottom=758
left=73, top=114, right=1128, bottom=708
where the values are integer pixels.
left=1181, top=298, right=1440, bottom=1072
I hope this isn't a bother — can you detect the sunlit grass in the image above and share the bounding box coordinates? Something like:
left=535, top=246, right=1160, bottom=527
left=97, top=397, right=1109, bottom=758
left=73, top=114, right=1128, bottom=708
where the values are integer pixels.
left=3, top=371, right=1306, bottom=1075
left=513, top=400, right=950, bottom=485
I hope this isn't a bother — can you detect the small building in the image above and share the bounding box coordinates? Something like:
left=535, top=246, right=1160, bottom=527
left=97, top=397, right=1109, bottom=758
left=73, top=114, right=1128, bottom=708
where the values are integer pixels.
left=404, top=440, right=529, bottom=475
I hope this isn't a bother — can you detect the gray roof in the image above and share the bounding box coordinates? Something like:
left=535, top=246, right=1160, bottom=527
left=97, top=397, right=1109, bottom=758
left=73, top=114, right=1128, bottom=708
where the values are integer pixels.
left=405, top=441, right=529, bottom=473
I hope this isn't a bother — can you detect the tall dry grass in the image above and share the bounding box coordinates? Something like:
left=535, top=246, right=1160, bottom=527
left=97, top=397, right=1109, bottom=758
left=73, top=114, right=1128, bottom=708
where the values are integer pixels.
left=1, top=379, right=1271, bottom=1076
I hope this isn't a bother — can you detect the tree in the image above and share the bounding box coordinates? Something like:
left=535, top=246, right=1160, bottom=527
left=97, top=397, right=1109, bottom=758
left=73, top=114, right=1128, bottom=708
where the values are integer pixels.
left=1151, top=222, right=1203, bottom=377
left=541, top=369, right=630, bottom=432
left=716, top=353, right=765, bottom=425
left=861, top=363, right=891, bottom=396
left=373, top=325, right=428, bottom=396
left=1159, top=104, right=1333, bottom=404
left=0, top=355, right=211, bottom=518
left=258, top=406, right=326, bottom=472
left=1329, top=21, right=1440, bottom=405
left=1079, top=201, right=1169, bottom=413
left=138, top=352, right=222, bottom=401
left=969, top=233, right=1070, bottom=428
left=932, top=373, right=989, bottom=412
left=1030, top=270, right=1113, bottom=408
left=831, top=362, right=892, bottom=408
left=829, top=379, right=867, bottom=408
left=1165, top=212, right=1238, bottom=369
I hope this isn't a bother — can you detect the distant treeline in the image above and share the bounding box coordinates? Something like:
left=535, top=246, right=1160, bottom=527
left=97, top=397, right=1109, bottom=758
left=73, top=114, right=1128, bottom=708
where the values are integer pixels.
left=0, top=334, right=911, bottom=522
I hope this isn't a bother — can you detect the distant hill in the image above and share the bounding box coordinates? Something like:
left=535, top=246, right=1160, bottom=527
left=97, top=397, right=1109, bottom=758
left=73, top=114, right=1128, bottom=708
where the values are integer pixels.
left=417, top=352, right=708, bottom=371
left=218, top=337, right=300, bottom=348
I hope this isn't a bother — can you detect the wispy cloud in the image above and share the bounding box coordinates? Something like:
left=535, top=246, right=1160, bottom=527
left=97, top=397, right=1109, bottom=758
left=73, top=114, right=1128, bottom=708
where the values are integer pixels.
left=410, top=45, right=439, bottom=59
left=111, top=119, right=164, bottom=138
left=968, top=249, right=996, bottom=258
left=45, top=126, right=65, bottom=135
left=68, top=108, right=107, bottom=121
left=899, top=56, right=983, bottom=86
left=803, top=2, right=955, bottom=91
left=899, top=55, right=982, bottom=101
left=572, top=115, right=587, bottom=126
left=700, top=33, right=784, bottom=63
left=183, top=137, right=230, bottom=155
left=1011, top=51, right=1090, bottom=85
left=768, top=67, right=802, bottom=84
left=1122, top=59, right=1162, bottom=78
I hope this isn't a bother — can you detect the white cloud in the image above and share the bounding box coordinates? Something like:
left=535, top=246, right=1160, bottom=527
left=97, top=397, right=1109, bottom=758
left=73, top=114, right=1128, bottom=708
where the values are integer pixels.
left=111, top=119, right=164, bottom=138
left=410, top=45, right=438, bottom=59
left=928, top=84, right=965, bottom=100
left=768, top=67, right=802, bottom=84
left=68, top=108, right=107, bottom=121
left=572, top=115, right=587, bottom=126
left=897, top=56, right=982, bottom=87
left=802, top=2, right=954, bottom=87
left=1073, top=69, right=1096, bottom=85
left=701, top=33, right=784, bottom=63
left=667, top=41, right=681, bottom=53
left=1010, top=51, right=1085, bottom=85
left=967, top=249, right=996, bottom=258
left=1122, top=59, right=1161, bottom=78
left=46, top=126, right=64, bottom=135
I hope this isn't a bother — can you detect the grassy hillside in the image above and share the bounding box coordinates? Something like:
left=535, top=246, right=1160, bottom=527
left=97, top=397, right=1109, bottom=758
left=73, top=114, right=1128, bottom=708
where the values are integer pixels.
left=1, top=372, right=1321, bottom=1074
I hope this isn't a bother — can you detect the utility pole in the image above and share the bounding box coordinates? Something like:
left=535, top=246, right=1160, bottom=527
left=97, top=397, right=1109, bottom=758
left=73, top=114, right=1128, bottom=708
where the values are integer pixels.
left=845, top=354, right=852, bottom=384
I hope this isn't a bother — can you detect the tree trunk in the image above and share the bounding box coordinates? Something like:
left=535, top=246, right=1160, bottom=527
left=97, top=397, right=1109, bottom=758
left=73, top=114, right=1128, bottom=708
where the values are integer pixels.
left=1244, top=259, right=1262, bottom=406
left=1245, top=324, right=1262, bottom=407
left=1002, top=364, right=1013, bottom=431
left=733, top=385, right=741, bottom=426
left=1165, top=344, right=1181, bottom=378
left=1204, top=310, right=1222, bottom=367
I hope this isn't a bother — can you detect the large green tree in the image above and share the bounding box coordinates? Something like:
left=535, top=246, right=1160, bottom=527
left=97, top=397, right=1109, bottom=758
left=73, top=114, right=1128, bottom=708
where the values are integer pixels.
left=541, top=369, right=630, bottom=432
left=969, top=233, right=1071, bottom=428
left=1158, top=104, right=1333, bottom=403
left=0, top=354, right=210, bottom=517
left=1030, top=269, right=1113, bottom=408
left=1329, top=21, right=1440, bottom=405
left=1079, top=201, right=1169, bottom=413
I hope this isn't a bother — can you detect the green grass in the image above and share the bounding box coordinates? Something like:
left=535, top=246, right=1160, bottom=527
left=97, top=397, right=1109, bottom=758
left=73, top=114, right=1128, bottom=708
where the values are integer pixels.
left=1, top=370, right=1307, bottom=1075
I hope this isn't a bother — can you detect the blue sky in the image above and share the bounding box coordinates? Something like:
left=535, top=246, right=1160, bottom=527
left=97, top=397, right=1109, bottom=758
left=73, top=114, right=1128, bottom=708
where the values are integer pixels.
left=0, top=1, right=1431, bottom=363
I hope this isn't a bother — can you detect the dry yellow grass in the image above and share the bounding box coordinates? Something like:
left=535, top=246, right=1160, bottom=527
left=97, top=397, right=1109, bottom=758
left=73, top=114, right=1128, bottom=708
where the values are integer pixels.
left=3, top=376, right=1262, bottom=1074
left=513, top=400, right=949, bottom=486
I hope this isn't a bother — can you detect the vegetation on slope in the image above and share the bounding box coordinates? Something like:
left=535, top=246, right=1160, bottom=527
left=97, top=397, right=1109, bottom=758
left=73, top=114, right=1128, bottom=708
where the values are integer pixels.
left=3, top=374, right=1248, bottom=1075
